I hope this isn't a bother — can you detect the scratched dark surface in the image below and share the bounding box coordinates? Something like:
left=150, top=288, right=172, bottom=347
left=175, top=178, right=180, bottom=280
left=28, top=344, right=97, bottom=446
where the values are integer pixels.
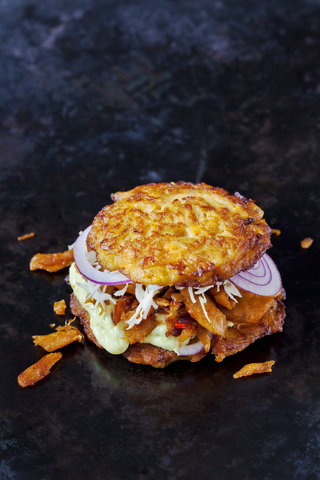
left=1, top=0, right=320, bottom=479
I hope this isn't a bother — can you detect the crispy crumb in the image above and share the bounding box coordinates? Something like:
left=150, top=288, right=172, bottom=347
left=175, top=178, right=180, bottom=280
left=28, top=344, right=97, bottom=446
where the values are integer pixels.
left=53, top=299, right=67, bottom=315
left=17, top=232, right=35, bottom=241
left=32, top=323, right=84, bottom=352
left=300, top=237, right=313, bottom=249
left=271, top=229, right=281, bottom=236
left=233, top=360, right=275, bottom=379
left=29, top=249, right=74, bottom=272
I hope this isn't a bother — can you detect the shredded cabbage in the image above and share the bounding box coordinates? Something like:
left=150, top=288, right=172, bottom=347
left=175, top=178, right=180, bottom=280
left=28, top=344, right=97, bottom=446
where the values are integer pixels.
left=126, top=284, right=162, bottom=329
left=76, top=280, right=116, bottom=312
left=223, top=280, right=241, bottom=302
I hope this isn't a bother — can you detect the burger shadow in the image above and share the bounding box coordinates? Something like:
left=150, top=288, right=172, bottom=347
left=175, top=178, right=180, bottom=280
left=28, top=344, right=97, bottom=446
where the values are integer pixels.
left=81, top=332, right=283, bottom=422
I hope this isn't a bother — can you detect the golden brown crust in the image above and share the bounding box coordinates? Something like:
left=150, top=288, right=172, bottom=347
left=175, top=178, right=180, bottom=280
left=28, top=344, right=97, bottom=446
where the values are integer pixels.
left=70, top=294, right=103, bottom=349
left=122, top=343, right=179, bottom=368
left=87, top=182, right=271, bottom=287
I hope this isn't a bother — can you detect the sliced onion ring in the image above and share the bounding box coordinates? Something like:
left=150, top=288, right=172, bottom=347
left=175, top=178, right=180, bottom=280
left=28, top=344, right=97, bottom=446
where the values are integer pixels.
left=230, top=253, right=282, bottom=296
left=73, top=226, right=131, bottom=285
left=179, top=340, right=204, bottom=356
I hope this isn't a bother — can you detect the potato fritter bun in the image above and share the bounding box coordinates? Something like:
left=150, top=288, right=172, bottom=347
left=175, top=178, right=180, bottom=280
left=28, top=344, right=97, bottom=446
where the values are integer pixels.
left=87, top=182, right=271, bottom=287
left=69, top=182, right=285, bottom=369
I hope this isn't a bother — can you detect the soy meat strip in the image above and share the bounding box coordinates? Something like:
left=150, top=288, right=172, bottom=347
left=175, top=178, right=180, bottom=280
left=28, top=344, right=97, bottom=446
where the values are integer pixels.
left=195, top=324, right=211, bottom=353
left=17, top=352, right=62, bottom=388
left=30, top=249, right=74, bottom=272
left=32, top=324, right=84, bottom=352
left=180, top=288, right=227, bottom=336
left=233, top=360, right=275, bottom=379
left=209, top=286, right=235, bottom=310
left=125, top=314, right=159, bottom=344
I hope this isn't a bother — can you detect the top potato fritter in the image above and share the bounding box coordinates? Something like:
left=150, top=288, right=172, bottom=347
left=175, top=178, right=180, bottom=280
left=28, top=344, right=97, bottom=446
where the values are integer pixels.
left=87, top=182, right=271, bottom=287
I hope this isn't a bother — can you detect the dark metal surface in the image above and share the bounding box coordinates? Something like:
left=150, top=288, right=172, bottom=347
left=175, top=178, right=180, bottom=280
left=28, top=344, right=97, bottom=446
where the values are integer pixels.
left=1, top=1, right=320, bottom=479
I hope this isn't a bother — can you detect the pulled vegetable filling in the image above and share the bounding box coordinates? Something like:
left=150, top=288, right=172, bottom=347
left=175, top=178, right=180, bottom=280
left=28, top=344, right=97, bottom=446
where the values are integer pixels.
left=69, top=262, right=285, bottom=362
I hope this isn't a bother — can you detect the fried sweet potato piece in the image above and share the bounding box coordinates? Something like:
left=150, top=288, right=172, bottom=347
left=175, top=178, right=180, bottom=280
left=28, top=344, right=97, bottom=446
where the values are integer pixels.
left=33, top=323, right=84, bottom=352
left=30, top=249, right=74, bottom=272
left=233, top=360, right=275, bottom=378
left=180, top=288, right=227, bottom=336
left=53, top=299, right=67, bottom=315
left=17, top=352, right=62, bottom=387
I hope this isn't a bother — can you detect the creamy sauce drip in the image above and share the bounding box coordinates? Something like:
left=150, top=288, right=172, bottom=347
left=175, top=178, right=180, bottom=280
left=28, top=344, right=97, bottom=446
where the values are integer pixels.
left=69, top=263, right=184, bottom=355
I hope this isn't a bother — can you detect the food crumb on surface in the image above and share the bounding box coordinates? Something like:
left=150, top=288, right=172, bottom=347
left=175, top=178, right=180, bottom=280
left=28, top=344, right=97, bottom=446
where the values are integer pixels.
left=271, top=228, right=281, bottom=236
left=300, top=237, right=313, bottom=249
left=233, top=360, right=275, bottom=379
left=29, top=249, right=74, bottom=272
left=32, top=322, right=84, bottom=352
left=53, top=299, right=67, bottom=315
left=17, top=232, right=35, bottom=241
left=17, top=352, right=62, bottom=388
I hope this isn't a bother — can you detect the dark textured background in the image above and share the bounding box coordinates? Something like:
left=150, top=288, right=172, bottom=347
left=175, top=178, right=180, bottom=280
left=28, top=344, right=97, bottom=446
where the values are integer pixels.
left=1, top=1, right=320, bottom=479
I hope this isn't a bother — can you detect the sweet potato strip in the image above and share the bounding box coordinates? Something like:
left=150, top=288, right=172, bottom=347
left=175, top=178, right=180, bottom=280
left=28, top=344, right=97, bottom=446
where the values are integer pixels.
left=30, top=249, right=74, bottom=272
left=33, top=324, right=84, bottom=352
left=53, top=299, right=67, bottom=315
left=233, top=360, right=275, bottom=379
left=17, top=352, right=62, bottom=388
left=180, top=288, right=227, bottom=336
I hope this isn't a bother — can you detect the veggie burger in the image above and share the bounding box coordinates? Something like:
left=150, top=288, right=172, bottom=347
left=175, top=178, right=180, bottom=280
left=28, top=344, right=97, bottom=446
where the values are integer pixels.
left=69, top=181, right=285, bottom=368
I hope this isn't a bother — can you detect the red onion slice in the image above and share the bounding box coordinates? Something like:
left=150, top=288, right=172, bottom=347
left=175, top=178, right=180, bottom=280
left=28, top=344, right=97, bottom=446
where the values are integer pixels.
left=230, top=253, right=282, bottom=296
left=73, top=226, right=130, bottom=285
left=179, top=340, right=204, bottom=356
